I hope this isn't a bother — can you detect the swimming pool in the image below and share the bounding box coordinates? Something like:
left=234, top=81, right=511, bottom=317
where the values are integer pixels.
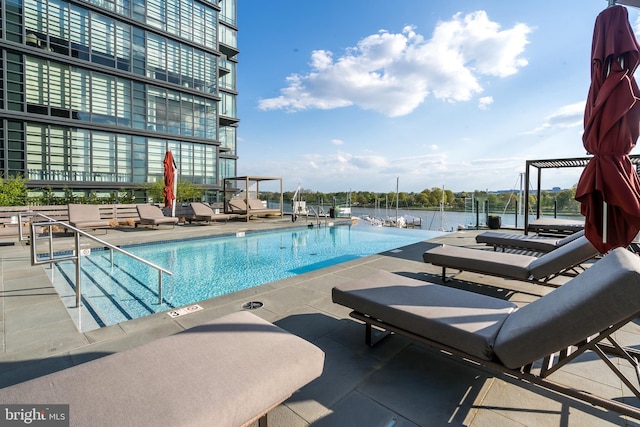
left=51, top=224, right=444, bottom=331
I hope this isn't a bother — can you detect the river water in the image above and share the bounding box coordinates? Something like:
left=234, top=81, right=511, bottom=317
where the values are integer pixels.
left=348, top=207, right=582, bottom=232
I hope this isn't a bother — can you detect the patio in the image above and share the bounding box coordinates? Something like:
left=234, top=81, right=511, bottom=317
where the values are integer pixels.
left=0, top=219, right=637, bottom=426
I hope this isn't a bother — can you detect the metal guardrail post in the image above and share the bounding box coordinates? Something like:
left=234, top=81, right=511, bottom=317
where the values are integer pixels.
left=30, top=223, right=37, bottom=263
left=48, top=225, right=54, bottom=267
left=158, top=270, right=163, bottom=304
left=75, top=231, right=81, bottom=308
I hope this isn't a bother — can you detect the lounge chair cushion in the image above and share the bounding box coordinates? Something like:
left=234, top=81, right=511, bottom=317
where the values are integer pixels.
left=423, top=236, right=598, bottom=281
left=137, top=204, right=178, bottom=226
left=493, top=248, right=640, bottom=369
left=526, top=236, right=597, bottom=280
left=423, top=245, right=537, bottom=280
left=67, top=204, right=111, bottom=229
left=476, top=230, right=584, bottom=252
left=190, top=202, right=236, bottom=222
left=332, top=271, right=517, bottom=360
left=228, top=199, right=247, bottom=213
left=248, top=199, right=267, bottom=210
left=528, top=218, right=584, bottom=235
left=0, top=311, right=325, bottom=427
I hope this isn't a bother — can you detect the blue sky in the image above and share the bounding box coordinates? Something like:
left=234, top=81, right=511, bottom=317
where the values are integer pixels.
left=236, top=1, right=640, bottom=194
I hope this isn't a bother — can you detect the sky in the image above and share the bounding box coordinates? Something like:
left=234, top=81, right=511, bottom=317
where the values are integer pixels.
left=236, top=1, right=640, bottom=194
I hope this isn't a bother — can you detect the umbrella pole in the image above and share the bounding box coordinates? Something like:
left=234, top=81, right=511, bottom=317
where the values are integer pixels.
left=603, top=201, right=608, bottom=244
left=172, top=154, right=177, bottom=217
left=172, top=171, right=177, bottom=217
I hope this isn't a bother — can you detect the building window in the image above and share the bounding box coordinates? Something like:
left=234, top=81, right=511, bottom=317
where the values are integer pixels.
left=6, top=52, right=24, bottom=112
left=5, top=0, right=23, bottom=43
left=7, top=121, right=25, bottom=176
left=132, top=136, right=146, bottom=183
left=71, top=129, right=90, bottom=181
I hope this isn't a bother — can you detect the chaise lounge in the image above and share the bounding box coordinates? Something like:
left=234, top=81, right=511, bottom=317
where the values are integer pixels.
left=0, top=311, right=325, bottom=426
left=189, top=202, right=238, bottom=224
left=423, top=234, right=599, bottom=285
left=226, top=199, right=282, bottom=221
left=136, top=204, right=179, bottom=228
left=528, top=217, right=584, bottom=235
left=67, top=204, right=112, bottom=233
left=476, top=229, right=585, bottom=252
left=332, top=248, right=640, bottom=419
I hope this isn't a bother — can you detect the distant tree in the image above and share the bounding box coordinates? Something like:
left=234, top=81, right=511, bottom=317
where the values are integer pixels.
left=415, top=192, right=429, bottom=206
left=444, top=189, right=455, bottom=205
left=145, top=180, right=204, bottom=203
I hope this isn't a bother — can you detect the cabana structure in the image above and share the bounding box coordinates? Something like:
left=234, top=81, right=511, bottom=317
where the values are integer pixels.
left=524, top=155, right=640, bottom=234
left=223, top=176, right=284, bottom=221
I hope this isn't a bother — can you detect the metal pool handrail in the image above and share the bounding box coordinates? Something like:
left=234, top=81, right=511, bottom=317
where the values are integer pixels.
left=19, top=211, right=172, bottom=307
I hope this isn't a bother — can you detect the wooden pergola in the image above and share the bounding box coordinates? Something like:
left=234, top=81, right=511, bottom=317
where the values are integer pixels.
left=222, top=176, right=284, bottom=221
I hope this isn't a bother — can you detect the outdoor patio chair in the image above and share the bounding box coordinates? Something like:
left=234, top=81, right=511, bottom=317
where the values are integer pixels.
left=0, top=311, right=325, bottom=426
left=189, top=202, right=238, bottom=224
left=136, top=204, right=178, bottom=228
left=247, top=199, right=281, bottom=216
left=226, top=198, right=248, bottom=214
left=67, top=204, right=111, bottom=233
left=476, top=229, right=585, bottom=253
left=331, top=247, right=640, bottom=420
left=423, top=235, right=599, bottom=285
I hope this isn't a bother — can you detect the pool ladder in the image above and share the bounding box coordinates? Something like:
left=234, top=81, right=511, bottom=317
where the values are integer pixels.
left=306, top=206, right=328, bottom=227
left=18, top=212, right=172, bottom=307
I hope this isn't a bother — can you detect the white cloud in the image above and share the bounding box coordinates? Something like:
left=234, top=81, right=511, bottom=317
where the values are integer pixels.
left=532, top=101, right=585, bottom=132
left=258, top=12, right=532, bottom=117
left=478, top=96, right=494, bottom=110
left=331, top=138, right=345, bottom=145
left=430, top=144, right=439, bottom=150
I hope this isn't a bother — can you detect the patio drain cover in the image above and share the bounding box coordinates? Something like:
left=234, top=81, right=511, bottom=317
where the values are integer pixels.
left=242, top=301, right=263, bottom=310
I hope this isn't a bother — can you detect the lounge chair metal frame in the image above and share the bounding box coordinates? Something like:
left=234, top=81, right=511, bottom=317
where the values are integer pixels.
left=437, top=262, right=588, bottom=286
left=424, top=235, right=599, bottom=287
left=349, top=310, right=640, bottom=420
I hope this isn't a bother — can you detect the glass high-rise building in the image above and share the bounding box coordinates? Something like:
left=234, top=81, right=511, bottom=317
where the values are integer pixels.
left=0, top=0, right=238, bottom=202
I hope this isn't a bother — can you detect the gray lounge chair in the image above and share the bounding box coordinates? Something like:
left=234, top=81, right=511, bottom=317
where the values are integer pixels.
left=67, top=204, right=111, bottom=233
left=0, top=311, right=325, bottom=426
left=226, top=199, right=282, bottom=221
left=227, top=198, right=247, bottom=214
left=476, top=229, right=585, bottom=252
left=528, top=217, right=584, bottom=235
left=136, top=204, right=178, bottom=228
left=332, top=247, right=640, bottom=420
left=247, top=199, right=282, bottom=217
left=423, top=235, right=599, bottom=284
left=190, top=202, right=238, bottom=224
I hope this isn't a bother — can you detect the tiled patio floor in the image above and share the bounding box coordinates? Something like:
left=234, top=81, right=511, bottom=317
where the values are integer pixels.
left=0, top=218, right=638, bottom=426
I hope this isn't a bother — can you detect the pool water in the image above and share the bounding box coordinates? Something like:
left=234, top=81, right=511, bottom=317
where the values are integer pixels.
left=51, top=224, right=443, bottom=331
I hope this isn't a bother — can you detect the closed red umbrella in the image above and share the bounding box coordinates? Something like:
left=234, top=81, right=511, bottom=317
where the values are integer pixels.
left=163, top=151, right=176, bottom=209
left=575, top=5, right=640, bottom=253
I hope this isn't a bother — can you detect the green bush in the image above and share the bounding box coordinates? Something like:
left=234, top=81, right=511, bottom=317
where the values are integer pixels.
left=0, top=175, right=28, bottom=206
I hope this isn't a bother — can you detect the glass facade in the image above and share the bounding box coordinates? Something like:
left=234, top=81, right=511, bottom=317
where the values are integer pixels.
left=0, top=0, right=238, bottom=201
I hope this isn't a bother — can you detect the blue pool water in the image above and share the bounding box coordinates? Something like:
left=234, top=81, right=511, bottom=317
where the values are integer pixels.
left=52, top=224, right=443, bottom=330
